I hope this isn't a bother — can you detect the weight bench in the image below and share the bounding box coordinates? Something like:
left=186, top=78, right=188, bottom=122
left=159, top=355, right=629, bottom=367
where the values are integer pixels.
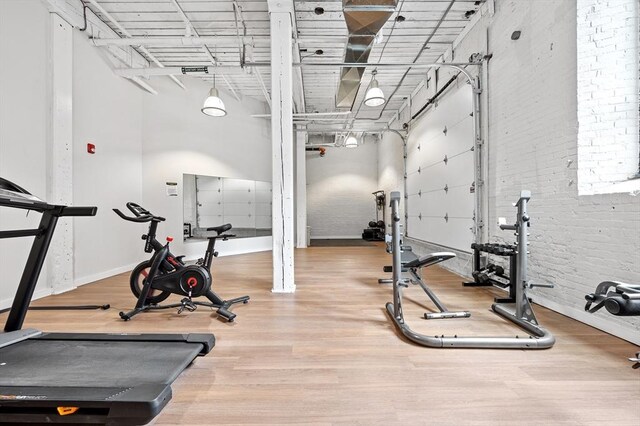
left=378, top=246, right=418, bottom=284
left=381, top=250, right=470, bottom=320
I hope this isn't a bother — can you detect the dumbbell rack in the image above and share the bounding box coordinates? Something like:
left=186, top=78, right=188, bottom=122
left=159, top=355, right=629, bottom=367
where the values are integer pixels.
left=463, top=243, right=518, bottom=304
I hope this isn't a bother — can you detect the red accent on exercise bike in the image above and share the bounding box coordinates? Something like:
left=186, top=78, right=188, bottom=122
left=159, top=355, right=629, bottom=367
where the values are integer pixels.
left=166, top=236, right=174, bottom=242
left=187, top=277, right=198, bottom=288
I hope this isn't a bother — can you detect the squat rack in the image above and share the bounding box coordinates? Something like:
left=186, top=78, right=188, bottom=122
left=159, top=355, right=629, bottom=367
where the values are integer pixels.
left=385, top=191, right=555, bottom=349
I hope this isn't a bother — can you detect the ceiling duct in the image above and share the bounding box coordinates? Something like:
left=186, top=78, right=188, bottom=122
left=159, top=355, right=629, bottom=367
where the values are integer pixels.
left=336, top=0, right=397, bottom=109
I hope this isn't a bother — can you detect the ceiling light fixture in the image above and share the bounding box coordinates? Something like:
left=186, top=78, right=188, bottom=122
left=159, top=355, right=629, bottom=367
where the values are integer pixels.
left=201, top=74, right=226, bottom=117
left=345, top=135, right=358, bottom=148
left=364, top=70, right=385, bottom=107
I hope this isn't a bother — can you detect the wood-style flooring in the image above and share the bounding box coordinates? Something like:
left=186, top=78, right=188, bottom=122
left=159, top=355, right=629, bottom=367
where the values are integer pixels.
left=3, top=245, right=639, bottom=425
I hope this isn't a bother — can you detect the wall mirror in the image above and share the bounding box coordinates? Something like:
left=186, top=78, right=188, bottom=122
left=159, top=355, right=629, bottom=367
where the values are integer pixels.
left=183, top=174, right=272, bottom=241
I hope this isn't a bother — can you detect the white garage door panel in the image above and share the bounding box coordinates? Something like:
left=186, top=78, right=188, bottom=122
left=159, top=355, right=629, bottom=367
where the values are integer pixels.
left=225, top=215, right=255, bottom=228
left=224, top=178, right=254, bottom=191
left=224, top=203, right=253, bottom=216
left=224, top=190, right=255, bottom=203
left=405, top=85, right=474, bottom=252
left=196, top=176, right=222, bottom=191
left=199, top=214, right=224, bottom=228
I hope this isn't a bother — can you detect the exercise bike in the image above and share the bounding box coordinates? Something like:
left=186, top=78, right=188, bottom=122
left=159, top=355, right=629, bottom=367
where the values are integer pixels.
left=113, top=202, right=250, bottom=321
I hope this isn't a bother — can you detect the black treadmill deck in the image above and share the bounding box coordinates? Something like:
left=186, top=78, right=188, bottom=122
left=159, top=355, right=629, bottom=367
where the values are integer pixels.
left=0, top=333, right=214, bottom=425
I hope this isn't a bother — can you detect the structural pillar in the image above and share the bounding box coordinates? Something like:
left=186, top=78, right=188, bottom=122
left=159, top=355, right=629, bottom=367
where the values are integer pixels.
left=295, top=130, right=307, bottom=248
left=48, top=13, right=74, bottom=294
left=269, top=1, right=295, bottom=292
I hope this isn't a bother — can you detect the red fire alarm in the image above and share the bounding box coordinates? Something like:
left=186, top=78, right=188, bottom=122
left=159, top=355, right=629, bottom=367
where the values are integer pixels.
left=87, top=143, right=96, bottom=154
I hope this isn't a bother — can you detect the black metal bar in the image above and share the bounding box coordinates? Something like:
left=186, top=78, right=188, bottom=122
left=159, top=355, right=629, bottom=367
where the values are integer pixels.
left=30, top=304, right=110, bottom=311
left=0, top=229, right=41, bottom=239
left=508, top=252, right=518, bottom=302
left=4, top=209, right=61, bottom=332
left=411, top=72, right=460, bottom=121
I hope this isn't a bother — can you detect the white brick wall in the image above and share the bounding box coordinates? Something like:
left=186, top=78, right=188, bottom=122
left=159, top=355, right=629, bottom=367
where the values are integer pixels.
left=306, top=139, right=379, bottom=238
left=577, top=0, right=639, bottom=194
left=379, top=0, right=640, bottom=344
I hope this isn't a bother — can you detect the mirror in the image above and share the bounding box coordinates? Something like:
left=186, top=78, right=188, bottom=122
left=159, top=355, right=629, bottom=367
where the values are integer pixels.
left=183, top=174, right=272, bottom=241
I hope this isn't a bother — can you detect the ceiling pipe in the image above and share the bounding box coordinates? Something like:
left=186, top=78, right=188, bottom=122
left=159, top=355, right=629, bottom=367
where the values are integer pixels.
left=90, top=36, right=455, bottom=47
left=252, top=112, right=352, bottom=118
left=115, top=62, right=478, bottom=79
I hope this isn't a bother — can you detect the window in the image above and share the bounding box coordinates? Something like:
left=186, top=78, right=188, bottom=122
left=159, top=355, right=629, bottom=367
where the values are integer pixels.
left=577, top=0, right=640, bottom=195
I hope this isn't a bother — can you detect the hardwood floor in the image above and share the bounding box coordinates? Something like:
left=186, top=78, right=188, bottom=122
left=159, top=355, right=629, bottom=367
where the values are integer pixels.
left=3, top=245, right=639, bottom=425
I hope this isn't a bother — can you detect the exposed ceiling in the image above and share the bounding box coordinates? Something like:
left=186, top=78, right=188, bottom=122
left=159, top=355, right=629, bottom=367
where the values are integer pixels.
left=80, top=0, right=485, bottom=129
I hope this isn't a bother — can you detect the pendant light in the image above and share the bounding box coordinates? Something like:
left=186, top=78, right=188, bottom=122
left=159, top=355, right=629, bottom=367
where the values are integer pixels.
left=364, top=70, right=385, bottom=107
left=345, top=134, right=358, bottom=148
left=201, top=74, right=227, bottom=117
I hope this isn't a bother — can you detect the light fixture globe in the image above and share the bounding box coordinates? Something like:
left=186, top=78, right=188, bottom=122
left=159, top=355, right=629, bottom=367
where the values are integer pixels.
left=201, top=88, right=227, bottom=117
left=345, top=135, right=358, bottom=148
left=364, top=78, right=385, bottom=107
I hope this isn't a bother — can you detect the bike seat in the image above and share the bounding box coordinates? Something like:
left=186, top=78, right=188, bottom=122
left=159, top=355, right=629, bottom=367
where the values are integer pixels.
left=206, top=223, right=232, bottom=235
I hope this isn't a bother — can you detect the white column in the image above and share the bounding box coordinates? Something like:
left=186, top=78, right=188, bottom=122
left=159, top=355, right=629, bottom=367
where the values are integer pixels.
left=295, top=131, right=308, bottom=248
left=47, top=13, right=74, bottom=294
left=270, top=4, right=295, bottom=293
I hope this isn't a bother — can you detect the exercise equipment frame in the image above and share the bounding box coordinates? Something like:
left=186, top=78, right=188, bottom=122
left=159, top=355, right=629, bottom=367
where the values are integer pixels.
left=385, top=191, right=555, bottom=349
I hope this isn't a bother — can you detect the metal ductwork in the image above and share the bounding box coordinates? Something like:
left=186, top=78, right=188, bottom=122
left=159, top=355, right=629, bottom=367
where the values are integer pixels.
left=336, top=0, right=397, bottom=109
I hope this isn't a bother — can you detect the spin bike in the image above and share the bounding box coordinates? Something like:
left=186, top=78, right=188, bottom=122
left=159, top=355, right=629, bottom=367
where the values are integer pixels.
left=114, top=202, right=250, bottom=321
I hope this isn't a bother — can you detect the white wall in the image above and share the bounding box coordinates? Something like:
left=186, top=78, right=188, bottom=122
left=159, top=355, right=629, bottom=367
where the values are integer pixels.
left=141, top=77, right=272, bottom=260
left=577, top=0, right=639, bottom=194
left=377, top=131, right=405, bottom=228
left=0, top=0, right=51, bottom=306
left=306, top=140, right=379, bottom=238
left=381, top=0, right=640, bottom=344
left=72, top=29, right=146, bottom=285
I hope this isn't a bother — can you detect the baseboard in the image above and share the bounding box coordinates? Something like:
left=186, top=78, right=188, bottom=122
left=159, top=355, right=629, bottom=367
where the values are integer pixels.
left=0, top=287, right=52, bottom=311
left=73, top=263, right=139, bottom=287
left=310, top=235, right=362, bottom=240
left=532, top=294, right=640, bottom=346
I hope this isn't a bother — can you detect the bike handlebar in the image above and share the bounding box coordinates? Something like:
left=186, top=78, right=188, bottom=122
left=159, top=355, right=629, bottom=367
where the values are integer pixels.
left=113, top=203, right=165, bottom=223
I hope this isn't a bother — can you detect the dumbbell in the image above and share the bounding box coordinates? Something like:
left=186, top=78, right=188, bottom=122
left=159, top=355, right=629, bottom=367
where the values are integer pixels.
left=473, top=264, right=505, bottom=284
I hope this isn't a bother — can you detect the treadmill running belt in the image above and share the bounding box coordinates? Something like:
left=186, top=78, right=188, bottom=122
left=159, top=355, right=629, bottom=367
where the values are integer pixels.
left=0, top=340, right=202, bottom=387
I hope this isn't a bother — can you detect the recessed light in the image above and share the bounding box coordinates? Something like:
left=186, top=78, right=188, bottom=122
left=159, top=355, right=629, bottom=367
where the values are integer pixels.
left=315, top=49, right=324, bottom=55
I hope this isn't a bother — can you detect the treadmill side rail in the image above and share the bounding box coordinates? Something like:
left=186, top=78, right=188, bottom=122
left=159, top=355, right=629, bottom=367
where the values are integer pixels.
left=0, top=329, right=41, bottom=349
left=38, top=332, right=215, bottom=355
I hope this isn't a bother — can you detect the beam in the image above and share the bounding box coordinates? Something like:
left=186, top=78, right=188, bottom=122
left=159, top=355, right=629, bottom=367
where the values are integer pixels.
left=254, top=68, right=272, bottom=108
left=114, top=62, right=479, bottom=77
left=295, top=131, right=307, bottom=248
left=45, top=0, right=148, bottom=69
left=168, top=0, right=240, bottom=101
left=269, top=0, right=296, bottom=293
left=85, top=0, right=183, bottom=90
left=129, top=77, right=159, bottom=95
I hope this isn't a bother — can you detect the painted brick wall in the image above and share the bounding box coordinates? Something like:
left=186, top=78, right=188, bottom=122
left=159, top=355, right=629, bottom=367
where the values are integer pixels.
left=577, top=0, right=639, bottom=194
left=380, top=0, right=640, bottom=344
left=307, top=140, right=379, bottom=238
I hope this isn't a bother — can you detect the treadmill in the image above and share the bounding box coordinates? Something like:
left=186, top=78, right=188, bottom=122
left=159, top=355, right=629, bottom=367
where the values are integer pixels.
left=0, top=177, right=215, bottom=425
